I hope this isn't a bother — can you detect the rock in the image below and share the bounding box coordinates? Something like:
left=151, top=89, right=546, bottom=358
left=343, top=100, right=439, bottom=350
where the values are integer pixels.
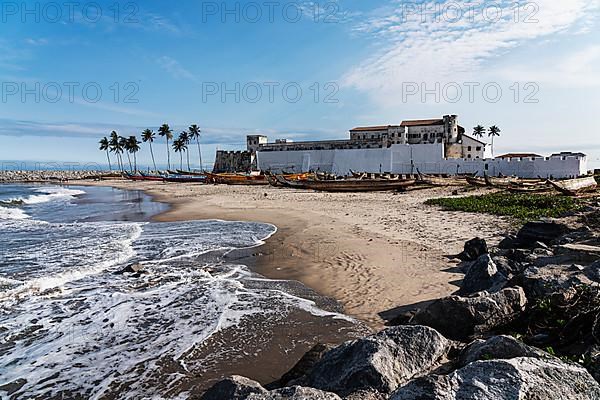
left=515, top=221, right=570, bottom=247
left=260, top=386, right=341, bottom=399
left=390, top=357, right=600, bottom=400
left=115, top=263, right=145, bottom=275
left=459, top=254, right=507, bottom=295
left=299, top=325, right=449, bottom=396
left=458, top=335, right=548, bottom=367
left=201, top=376, right=267, bottom=400
left=268, top=344, right=335, bottom=389
left=584, top=262, right=600, bottom=283
left=411, top=287, right=527, bottom=341
left=459, top=237, right=488, bottom=261
left=584, top=345, right=600, bottom=383
left=521, top=264, right=595, bottom=302
left=492, top=256, right=525, bottom=278
left=498, top=234, right=518, bottom=249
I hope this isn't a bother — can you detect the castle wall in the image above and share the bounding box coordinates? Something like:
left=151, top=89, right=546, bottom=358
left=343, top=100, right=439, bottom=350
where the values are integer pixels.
left=256, top=143, right=587, bottom=178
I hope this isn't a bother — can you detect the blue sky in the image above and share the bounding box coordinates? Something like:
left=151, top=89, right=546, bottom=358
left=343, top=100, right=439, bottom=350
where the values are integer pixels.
left=1, top=0, right=599, bottom=169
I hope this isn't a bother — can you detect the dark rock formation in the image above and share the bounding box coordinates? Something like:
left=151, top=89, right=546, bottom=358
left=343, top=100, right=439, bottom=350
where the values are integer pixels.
left=521, top=264, right=595, bottom=301
left=200, top=376, right=267, bottom=400
left=459, top=237, right=488, bottom=261
left=390, top=357, right=600, bottom=400
left=267, top=344, right=334, bottom=389
left=299, top=325, right=449, bottom=396
left=264, top=386, right=341, bottom=399
left=458, top=335, right=548, bottom=367
left=515, top=221, right=570, bottom=247
left=458, top=254, right=507, bottom=295
left=411, top=287, right=527, bottom=340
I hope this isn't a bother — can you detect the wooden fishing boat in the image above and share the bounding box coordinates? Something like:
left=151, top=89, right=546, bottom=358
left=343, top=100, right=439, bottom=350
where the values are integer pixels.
left=466, top=176, right=487, bottom=187
left=506, top=182, right=553, bottom=194
left=175, top=169, right=205, bottom=175
left=279, top=177, right=416, bottom=192
left=484, top=175, right=519, bottom=187
left=139, top=172, right=166, bottom=181
left=163, top=174, right=206, bottom=183
left=124, top=172, right=147, bottom=181
left=266, top=172, right=314, bottom=187
left=205, top=172, right=268, bottom=185
left=417, top=172, right=467, bottom=187
left=547, top=176, right=598, bottom=196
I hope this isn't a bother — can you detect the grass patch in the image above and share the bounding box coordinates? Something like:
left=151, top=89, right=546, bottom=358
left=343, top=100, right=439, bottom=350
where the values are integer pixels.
left=425, top=192, right=584, bottom=221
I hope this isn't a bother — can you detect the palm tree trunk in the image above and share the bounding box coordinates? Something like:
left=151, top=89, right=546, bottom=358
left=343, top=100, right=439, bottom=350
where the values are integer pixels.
left=126, top=152, right=133, bottom=172
left=149, top=143, right=157, bottom=172
left=186, top=150, right=190, bottom=171
left=134, top=152, right=137, bottom=172
left=196, top=139, right=202, bottom=171
left=180, top=153, right=183, bottom=170
left=105, top=150, right=112, bottom=171
left=166, top=140, right=171, bottom=170
left=491, top=136, right=495, bottom=157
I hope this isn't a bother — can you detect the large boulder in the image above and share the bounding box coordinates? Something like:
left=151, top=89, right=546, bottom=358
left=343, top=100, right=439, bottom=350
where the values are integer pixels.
left=515, top=221, right=570, bottom=247
left=521, top=264, right=595, bottom=302
left=259, top=386, right=341, bottom=399
left=390, top=357, right=600, bottom=400
left=458, top=335, right=548, bottom=367
left=268, top=344, right=334, bottom=389
left=201, top=378, right=341, bottom=400
left=459, top=254, right=507, bottom=295
left=411, top=287, right=527, bottom=341
left=459, top=237, right=488, bottom=261
left=201, top=376, right=267, bottom=400
left=299, top=325, right=449, bottom=396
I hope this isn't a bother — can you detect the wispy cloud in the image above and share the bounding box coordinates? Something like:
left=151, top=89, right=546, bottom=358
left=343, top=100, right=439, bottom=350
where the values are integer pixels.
left=342, top=0, right=598, bottom=105
left=157, top=56, right=198, bottom=82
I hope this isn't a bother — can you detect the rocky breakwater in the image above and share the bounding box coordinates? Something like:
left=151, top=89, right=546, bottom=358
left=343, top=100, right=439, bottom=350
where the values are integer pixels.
left=200, top=205, right=600, bottom=399
left=0, top=170, right=115, bottom=182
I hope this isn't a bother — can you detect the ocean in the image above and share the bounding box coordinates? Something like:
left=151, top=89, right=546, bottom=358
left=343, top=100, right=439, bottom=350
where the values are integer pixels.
left=0, top=184, right=365, bottom=399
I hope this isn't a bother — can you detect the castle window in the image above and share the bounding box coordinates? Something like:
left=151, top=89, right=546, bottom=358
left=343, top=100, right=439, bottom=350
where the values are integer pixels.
left=476, top=146, right=481, bottom=151
left=468, top=154, right=472, bottom=158
left=467, top=146, right=472, bottom=151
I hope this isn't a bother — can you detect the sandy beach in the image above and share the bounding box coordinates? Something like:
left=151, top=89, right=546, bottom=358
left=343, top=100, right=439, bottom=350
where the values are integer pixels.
left=78, top=180, right=512, bottom=328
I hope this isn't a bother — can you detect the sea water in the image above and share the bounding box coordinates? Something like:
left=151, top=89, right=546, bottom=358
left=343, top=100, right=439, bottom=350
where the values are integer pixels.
left=0, top=184, right=364, bottom=399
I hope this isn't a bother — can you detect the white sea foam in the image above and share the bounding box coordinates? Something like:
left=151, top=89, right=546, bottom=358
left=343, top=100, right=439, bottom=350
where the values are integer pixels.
left=0, top=205, right=30, bottom=220
left=22, top=186, right=86, bottom=204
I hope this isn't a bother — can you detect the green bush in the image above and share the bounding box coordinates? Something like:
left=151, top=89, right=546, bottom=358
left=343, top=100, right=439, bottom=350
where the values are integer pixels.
left=425, top=193, right=583, bottom=221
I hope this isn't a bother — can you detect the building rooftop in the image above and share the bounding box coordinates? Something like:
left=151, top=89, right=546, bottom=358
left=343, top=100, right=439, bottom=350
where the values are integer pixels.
left=497, top=153, right=542, bottom=159
left=400, top=118, right=445, bottom=127
left=350, top=125, right=399, bottom=132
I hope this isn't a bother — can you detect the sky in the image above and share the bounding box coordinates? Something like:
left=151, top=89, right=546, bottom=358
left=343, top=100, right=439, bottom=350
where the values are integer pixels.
left=1, top=0, right=599, bottom=170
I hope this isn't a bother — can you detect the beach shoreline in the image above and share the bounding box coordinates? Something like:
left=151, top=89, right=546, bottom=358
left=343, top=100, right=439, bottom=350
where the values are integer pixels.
left=73, top=179, right=513, bottom=329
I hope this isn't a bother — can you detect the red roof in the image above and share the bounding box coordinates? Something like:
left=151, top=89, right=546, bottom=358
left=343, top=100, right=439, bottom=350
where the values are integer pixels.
left=400, top=118, right=444, bottom=127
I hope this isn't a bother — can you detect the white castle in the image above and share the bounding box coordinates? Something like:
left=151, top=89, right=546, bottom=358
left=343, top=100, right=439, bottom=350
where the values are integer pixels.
left=214, top=115, right=587, bottom=179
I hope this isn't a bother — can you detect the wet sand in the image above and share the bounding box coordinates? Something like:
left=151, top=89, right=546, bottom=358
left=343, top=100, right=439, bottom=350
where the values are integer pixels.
left=78, top=180, right=512, bottom=328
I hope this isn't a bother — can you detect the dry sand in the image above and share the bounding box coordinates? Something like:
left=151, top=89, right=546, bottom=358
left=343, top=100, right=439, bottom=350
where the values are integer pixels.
left=78, top=180, right=512, bottom=328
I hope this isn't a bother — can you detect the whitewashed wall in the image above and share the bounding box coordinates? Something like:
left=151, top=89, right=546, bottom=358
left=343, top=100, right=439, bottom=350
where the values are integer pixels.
left=257, top=144, right=587, bottom=178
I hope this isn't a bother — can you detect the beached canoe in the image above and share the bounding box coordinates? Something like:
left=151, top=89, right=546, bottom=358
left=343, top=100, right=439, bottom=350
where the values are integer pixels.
left=484, top=175, right=519, bottom=187
left=163, top=174, right=206, bottom=183
left=466, top=176, right=487, bottom=187
left=506, top=182, right=554, bottom=194
left=417, top=172, right=467, bottom=187
left=280, top=177, right=416, bottom=192
left=139, top=172, right=166, bottom=181
left=205, top=172, right=268, bottom=185
left=547, top=176, right=598, bottom=196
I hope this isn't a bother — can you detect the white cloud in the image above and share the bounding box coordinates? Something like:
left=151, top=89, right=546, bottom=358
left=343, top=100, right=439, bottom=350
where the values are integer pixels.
left=342, top=0, right=598, bottom=105
left=157, top=56, right=198, bottom=82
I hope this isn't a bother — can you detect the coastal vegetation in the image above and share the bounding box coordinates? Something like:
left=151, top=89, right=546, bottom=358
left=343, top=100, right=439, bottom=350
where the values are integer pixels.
left=425, top=192, right=583, bottom=221
left=98, top=124, right=203, bottom=172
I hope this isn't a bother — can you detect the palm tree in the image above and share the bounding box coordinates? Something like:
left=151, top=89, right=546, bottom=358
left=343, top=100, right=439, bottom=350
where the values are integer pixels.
left=109, top=131, right=124, bottom=171
left=188, top=124, right=202, bottom=171
left=488, top=125, right=501, bottom=156
left=120, top=136, right=133, bottom=172
left=141, top=129, right=157, bottom=172
left=179, top=131, right=191, bottom=171
left=473, top=125, right=485, bottom=139
left=158, top=124, right=173, bottom=170
left=99, top=137, right=112, bottom=171
left=127, top=136, right=141, bottom=172
left=172, top=138, right=187, bottom=170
